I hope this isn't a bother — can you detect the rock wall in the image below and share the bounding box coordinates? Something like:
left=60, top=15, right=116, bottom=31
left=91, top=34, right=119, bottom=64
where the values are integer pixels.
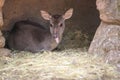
left=0, top=0, right=4, bottom=28
left=89, top=0, right=120, bottom=70
left=0, top=0, right=11, bottom=57
left=2, top=0, right=100, bottom=31
left=0, top=0, right=5, bottom=48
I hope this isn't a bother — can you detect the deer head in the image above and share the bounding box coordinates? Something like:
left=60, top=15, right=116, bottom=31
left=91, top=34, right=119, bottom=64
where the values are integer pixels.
left=40, top=8, right=73, bottom=44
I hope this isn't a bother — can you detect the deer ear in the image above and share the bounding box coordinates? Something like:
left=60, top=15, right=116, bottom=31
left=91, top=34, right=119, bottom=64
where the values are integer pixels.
left=63, top=8, right=73, bottom=20
left=40, top=10, right=51, bottom=20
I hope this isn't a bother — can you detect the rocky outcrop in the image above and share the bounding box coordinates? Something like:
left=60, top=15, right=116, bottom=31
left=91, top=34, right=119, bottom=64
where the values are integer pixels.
left=96, top=0, right=120, bottom=24
left=0, top=0, right=11, bottom=57
left=0, top=0, right=5, bottom=48
left=0, top=30, right=5, bottom=47
left=0, top=48, right=11, bottom=57
left=89, top=22, right=120, bottom=63
left=0, top=0, right=4, bottom=28
left=89, top=0, right=120, bottom=70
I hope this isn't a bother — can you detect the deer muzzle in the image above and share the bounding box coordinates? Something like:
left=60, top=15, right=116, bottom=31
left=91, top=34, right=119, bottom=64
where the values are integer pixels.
left=53, top=34, right=60, bottom=44
left=55, top=37, right=59, bottom=43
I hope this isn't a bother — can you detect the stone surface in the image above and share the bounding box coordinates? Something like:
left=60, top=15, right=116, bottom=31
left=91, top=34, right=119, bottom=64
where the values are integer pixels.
left=96, top=0, right=120, bottom=24
left=89, top=0, right=120, bottom=70
left=0, top=30, right=5, bottom=48
left=0, top=0, right=4, bottom=8
left=0, top=0, right=8, bottom=58
left=0, top=0, right=4, bottom=28
left=0, top=48, right=11, bottom=57
left=88, top=22, right=120, bottom=69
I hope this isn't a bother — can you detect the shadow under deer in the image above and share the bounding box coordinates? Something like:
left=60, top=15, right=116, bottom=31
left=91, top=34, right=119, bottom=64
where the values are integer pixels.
left=7, top=8, right=73, bottom=53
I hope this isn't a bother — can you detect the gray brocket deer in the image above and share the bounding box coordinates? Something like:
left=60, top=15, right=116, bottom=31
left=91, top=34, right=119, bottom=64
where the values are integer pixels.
left=8, top=8, right=73, bottom=53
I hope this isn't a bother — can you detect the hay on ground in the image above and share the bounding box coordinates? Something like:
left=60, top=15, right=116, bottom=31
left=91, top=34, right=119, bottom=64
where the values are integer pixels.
left=0, top=49, right=119, bottom=80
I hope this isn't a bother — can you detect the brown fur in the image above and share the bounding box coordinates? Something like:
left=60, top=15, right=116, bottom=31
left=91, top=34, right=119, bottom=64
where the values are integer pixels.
left=7, top=9, right=73, bottom=53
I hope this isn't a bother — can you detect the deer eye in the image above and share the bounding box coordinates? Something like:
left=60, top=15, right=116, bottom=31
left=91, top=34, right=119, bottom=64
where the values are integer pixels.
left=50, top=24, right=53, bottom=27
left=60, top=23, right=63, bottom=27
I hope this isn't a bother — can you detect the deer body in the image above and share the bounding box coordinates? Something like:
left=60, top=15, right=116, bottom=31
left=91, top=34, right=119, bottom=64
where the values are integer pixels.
left=8, top=8, right=73, bottom=53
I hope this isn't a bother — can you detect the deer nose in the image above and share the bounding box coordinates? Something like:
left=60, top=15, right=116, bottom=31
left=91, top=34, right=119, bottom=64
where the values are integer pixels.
left=53, top=34, right=57, bottom=38
left=53, top=28, right=58, bottom=38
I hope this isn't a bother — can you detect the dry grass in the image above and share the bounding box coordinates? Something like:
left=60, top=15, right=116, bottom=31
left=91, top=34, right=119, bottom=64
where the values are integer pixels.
left=0, top=49, right=119, bottom=80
